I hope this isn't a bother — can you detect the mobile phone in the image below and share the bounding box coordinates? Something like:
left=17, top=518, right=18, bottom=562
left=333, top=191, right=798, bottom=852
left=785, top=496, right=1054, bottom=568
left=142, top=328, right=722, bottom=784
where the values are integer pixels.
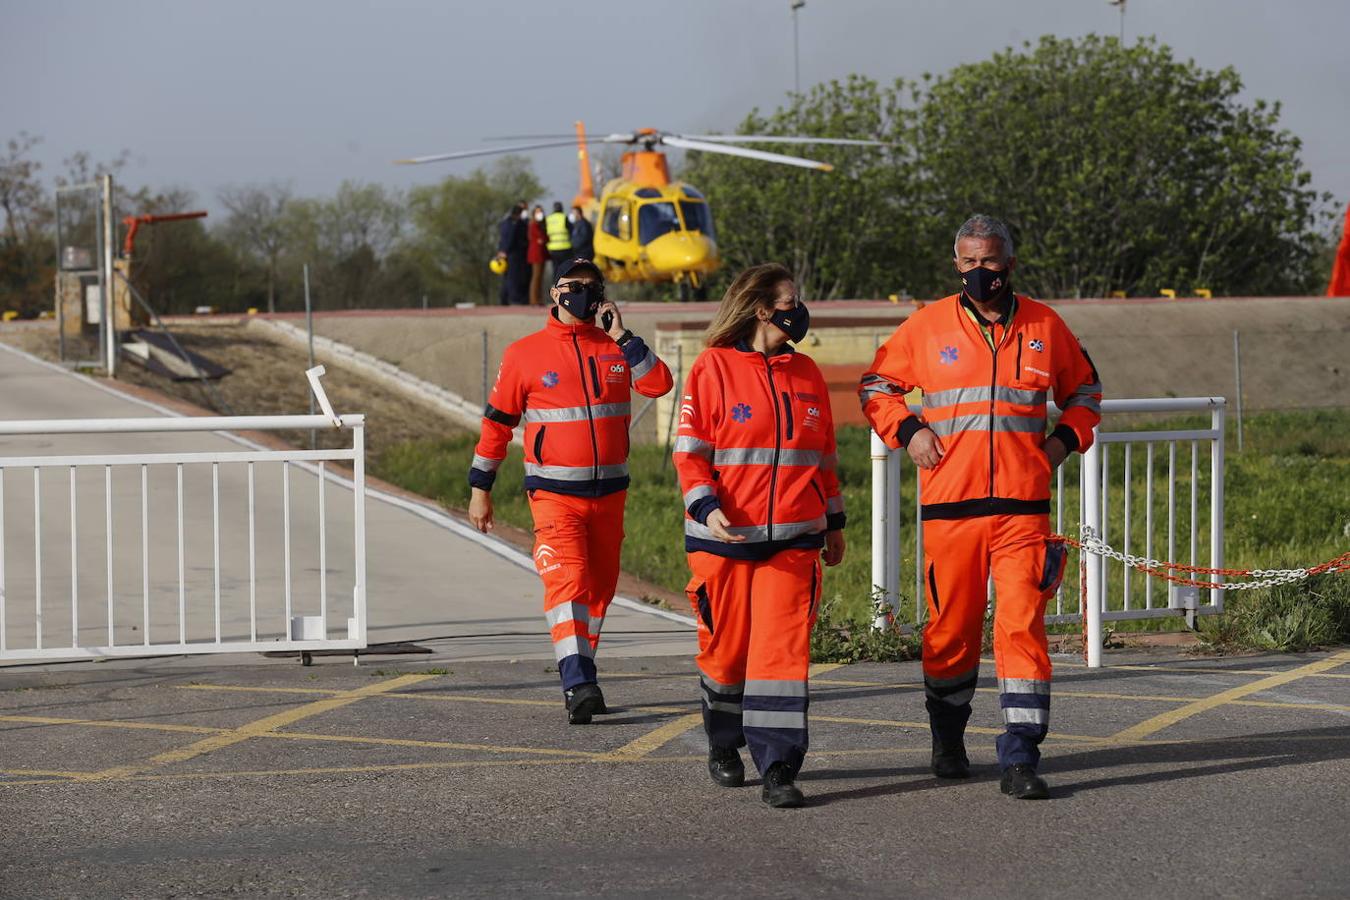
left=601, top=309, right=614, bottom=332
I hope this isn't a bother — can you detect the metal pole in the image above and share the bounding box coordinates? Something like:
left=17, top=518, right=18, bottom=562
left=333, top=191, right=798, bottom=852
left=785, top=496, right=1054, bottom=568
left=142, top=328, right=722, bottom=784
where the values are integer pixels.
left=1083, top=429, right=1104, bottom=668
left=870, top=431, right=892, bottom=629
left=101, top=174, right=116, bottom=376
left=791, top=1, right=805, bottom=95
left=304, top=264, right=316, bottom=450
left=481, top=330, right=490, bottom=407
left=422, top=294, right=428, bottom=311
left=1232, top=329, right=1244, bottom=453
left=1210, top=402, right=1226, bottom=614
left=662, top=343, right=684, bottom=468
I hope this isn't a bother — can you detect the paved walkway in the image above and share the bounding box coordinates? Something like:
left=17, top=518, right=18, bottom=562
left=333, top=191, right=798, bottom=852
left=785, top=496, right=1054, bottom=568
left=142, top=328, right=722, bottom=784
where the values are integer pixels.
left=1, top=648, right=1347, bottom=897
left=0, top=342, right=694, bottom=667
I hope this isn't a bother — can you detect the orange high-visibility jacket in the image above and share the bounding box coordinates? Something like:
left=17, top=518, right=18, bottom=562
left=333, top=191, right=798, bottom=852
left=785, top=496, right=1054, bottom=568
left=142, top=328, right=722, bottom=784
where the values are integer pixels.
left=674, top=342, right=845, bottom=560
left=470, top=311, right=673, bottom=496
left=860, top=293, right=1102, bottom=520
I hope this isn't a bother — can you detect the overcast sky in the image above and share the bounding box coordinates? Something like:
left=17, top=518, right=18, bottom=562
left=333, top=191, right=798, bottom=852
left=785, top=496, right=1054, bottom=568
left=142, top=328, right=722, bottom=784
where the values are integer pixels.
left=4, top=0, right=1347, bottom=223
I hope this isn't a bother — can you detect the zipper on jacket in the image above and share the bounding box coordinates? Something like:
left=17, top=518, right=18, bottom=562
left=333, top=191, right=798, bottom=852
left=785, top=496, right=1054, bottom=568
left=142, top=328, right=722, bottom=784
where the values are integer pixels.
left=533, top=425, right=547, bottom=463
left=570, top=334, right=601, bottom=487
left=1015, top=331, right=1023, bottom=382
left=780, top=391, right=794, bottom=440
left=764, top=357, right=783, bottom=541
left=587, top=356, right=603, bottom=398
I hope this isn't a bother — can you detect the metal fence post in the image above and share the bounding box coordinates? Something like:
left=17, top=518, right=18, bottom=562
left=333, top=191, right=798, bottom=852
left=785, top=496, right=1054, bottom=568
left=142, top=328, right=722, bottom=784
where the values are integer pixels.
left=1082, top=428, right=1104, bottom=668
left=870, top=431, right=894, bottom=628
left=1210, top=400, right=1226, bottom=612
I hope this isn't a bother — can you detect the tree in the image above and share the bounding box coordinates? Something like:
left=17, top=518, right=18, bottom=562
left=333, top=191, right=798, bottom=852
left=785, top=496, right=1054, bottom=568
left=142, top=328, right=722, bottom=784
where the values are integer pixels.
left=219, top=182, right=292, bottom=313
left=282, top=181, right=409, bottom=309
left=679, top=76, right=926, bottom=301
left=405, top=156, right=543, bottom=305
left=913, top=35, right=1332, bottom=298
left=0, top=132, right=52, bottom=314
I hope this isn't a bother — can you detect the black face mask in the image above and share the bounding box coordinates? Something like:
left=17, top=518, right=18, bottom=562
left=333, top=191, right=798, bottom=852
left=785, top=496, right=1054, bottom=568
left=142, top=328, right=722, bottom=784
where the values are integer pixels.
left=960, top=266, right=1010, bottom=303
left=556, top=281, right=603, bottom=320
left=770, top=301, right=810, bottom=344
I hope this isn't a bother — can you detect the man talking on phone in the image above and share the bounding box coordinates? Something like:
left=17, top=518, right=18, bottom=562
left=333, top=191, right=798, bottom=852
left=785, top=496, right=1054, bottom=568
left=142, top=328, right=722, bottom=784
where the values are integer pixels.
left=468, top=259, right=674, bottom=724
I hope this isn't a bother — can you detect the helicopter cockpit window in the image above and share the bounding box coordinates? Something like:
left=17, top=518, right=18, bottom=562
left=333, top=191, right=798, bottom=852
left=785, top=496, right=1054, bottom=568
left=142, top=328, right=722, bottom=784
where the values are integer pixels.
left=679, top=201, right=714, bottom=237
left=682, top=186, right=704, bottom=200
left=602, top=199, right=632, bottom=241
left=634, top=187, right=663, bottom=199
left=638, top=202, right=681, bottom=243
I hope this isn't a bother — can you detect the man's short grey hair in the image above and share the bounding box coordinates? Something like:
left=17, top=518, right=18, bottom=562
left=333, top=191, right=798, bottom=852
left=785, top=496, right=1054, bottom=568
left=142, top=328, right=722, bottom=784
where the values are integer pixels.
left=954, top=214, right=1014, bottom=260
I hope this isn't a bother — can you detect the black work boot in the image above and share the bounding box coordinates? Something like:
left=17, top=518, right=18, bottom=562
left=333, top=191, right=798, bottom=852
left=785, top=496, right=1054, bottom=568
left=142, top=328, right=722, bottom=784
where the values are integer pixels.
left=931, top=737, right=972, bottom=779
left=760, top=762, right=805, bottom=808
left=1000, top=763, right=1050, bottom=800
left=593, top=684, right=610, bottom=715
left=707, top=746, right=745, bottom=788
left=564, top=683, right=605, bottom=725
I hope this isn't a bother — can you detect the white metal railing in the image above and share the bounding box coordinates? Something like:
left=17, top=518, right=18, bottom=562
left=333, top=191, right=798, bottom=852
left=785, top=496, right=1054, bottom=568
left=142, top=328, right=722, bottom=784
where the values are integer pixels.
left=871, top=397, right=1226, bottom=668
left=0, top=368, right=367, bottom=662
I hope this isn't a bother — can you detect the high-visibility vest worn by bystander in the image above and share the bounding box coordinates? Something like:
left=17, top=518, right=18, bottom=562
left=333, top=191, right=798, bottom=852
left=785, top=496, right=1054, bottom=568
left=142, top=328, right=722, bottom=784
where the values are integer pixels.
left=860, top=293, right=1102, bottom=521
left=470, top=311, right=673, bottom=496
left=546, top=212, right=573, bottom=253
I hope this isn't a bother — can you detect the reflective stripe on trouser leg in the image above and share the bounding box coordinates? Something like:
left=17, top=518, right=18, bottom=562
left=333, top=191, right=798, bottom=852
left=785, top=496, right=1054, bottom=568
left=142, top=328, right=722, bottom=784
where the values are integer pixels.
left=920, top=517, right=993, bottom=751
left=531, top=491, right=599, bottom=691
left=742, top=548, right=818, bottom=776
left=990, top=513, right=1054, bottom=769
left=687, top=552, right=752, bottom=750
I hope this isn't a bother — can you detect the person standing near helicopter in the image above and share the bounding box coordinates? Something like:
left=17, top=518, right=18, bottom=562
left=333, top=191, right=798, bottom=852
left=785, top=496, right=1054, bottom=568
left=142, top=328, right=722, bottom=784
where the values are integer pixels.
left=527, top=204, right=549, bottom=305
left=673, top=263, right=847, bottom=808
left=545, top=201, right=574, bottom=279
left=468, top=259, right=674, bottom=724
left=495, top=201, right=531, bottom=306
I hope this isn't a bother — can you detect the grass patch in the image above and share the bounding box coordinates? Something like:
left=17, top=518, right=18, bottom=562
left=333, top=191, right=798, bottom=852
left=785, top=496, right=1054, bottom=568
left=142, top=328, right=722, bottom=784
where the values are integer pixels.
left=374, top=409, right=1349, bottom=653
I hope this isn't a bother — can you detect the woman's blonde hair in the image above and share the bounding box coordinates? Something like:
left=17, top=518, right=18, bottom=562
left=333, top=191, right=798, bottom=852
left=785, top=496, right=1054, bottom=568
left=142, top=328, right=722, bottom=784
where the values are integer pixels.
left=704, top=263, right=793, bottom=348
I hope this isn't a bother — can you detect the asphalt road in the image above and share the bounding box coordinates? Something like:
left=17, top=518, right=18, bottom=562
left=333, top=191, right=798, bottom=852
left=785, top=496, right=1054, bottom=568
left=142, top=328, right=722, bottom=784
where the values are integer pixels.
left=2, top=648, right=1348, bottom=898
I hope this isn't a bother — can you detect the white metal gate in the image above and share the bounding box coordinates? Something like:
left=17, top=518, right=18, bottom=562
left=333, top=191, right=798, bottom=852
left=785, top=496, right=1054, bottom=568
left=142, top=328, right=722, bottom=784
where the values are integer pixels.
left=0, top=376, right=367, bottom=663
left=871, top=397, right=1227, bottom=667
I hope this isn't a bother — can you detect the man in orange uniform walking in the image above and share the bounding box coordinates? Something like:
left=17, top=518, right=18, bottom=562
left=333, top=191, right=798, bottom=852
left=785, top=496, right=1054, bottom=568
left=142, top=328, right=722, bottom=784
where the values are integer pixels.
left=468, top=258, right=673, bottom=723
left=860, top=215, right=1102, bottom=798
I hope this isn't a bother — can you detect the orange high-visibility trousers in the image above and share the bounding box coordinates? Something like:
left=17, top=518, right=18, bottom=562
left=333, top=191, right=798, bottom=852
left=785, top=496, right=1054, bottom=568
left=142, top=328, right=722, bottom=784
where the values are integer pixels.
left=528, top=490, right=626, bottom=691
left=685, top=548, right=821, bottom=776
left=921, top=513, right=1064, bottom=768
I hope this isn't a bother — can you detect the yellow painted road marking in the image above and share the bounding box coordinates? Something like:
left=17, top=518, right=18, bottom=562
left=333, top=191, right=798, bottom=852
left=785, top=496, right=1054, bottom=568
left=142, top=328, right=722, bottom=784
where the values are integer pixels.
left=601, top=713, right=705, bottom=760
left=81, top=673, right=437, bottom=781
left=258, top=730, right=599, bottom=759
left=1112, top=649, right=1350, bottom=742
left=811, top=713, right=1109, bottom=744
left=179, top=682, right=692, bottom=714
left=1043, top=659, right=1350, bottom=680
left=0, top=714, right=219, bottom=735
left=808, top=662, right=846, bottom=677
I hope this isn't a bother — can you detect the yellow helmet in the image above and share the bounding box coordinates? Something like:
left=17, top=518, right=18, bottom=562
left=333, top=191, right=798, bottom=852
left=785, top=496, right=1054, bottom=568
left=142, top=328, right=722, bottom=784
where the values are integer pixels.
left=488, top=256, right=508, bottom=275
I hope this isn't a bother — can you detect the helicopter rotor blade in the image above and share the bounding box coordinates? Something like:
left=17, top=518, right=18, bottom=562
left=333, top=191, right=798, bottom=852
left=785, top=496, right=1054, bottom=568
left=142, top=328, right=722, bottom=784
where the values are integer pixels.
left=395, top=138, right=583, bottom=165
left=678, top=134, right=891, bottom=147
left=659, top=135, right=835, bottom=172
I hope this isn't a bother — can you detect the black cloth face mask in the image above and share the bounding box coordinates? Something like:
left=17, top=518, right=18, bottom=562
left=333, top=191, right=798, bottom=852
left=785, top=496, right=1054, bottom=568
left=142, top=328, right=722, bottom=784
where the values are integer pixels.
left=770, top=301, right=810, bottom=344
left=556, top=281, right=604, bottom=320
left=960, top=266, right=1011, bottom=303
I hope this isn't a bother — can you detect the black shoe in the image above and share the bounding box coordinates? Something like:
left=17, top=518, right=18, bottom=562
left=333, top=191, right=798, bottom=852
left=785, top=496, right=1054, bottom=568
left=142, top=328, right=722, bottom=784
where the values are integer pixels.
left=931, top=746, right=972, bottom=779
left=707, top=747, right=745, bottom=788
left=593, top=684, right=610, bottom=715
left=760, top=762, right=805, bottom=808
left=565, top=683, right=604, bottom=725
left=1000, top=763, right=1050, bottom=800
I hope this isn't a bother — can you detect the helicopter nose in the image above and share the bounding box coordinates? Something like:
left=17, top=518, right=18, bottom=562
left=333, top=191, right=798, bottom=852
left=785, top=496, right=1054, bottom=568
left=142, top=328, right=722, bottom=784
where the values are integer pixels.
left=644, top=231, right=715, bottom=273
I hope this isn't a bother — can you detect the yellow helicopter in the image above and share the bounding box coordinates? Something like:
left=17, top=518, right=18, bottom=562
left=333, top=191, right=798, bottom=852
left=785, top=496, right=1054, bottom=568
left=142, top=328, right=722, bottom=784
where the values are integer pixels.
left=397, top=123, right=884, bottom=299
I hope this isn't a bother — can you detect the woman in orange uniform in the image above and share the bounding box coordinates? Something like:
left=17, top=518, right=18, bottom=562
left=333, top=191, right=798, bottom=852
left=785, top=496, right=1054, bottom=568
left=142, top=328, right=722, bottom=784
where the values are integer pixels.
left=673, top=263, right=847, bottom=808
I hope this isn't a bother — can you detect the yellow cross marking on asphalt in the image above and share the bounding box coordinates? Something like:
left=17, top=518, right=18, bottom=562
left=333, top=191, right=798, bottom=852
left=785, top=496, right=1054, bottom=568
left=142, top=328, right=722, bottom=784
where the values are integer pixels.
left=77, top=673, right=437, bottom=782
left=1112, top=648, right=1350, bottom=742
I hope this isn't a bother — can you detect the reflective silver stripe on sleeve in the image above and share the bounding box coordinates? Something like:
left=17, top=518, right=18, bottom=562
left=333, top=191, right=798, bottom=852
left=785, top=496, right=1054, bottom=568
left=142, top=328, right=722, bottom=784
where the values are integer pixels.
left=860, top=385, right=903, bottom=404
left=1002, top=707, right=1050, bottom=726
left=745, top=679, right=808, bottom=698
left=700, top=674, right=744, bottom=696
left=923, top=386, right=1047, bottom=409
left=742, top=709, right=807, bottom=729
left=551, top=634, right=594, bottom=660
left=629, top=348, right=657, bottom=379
left=1060, top=394, right=1102, bottom=414
left=545, top=602, right=589, bottom=629
left=471, top=454, right=503, bottom=473
left=928, top=414, right=1046, bottom=437
left=1075, top=381, right=1104, bottom=395
left=826, top=495, right=845, bottom=514
left=713, top=447, right=822, bottom=466
left=525, top=462, right=630, bottom=481
left=673, top=435, right=714, bottom=458
left=998, top=678, right=1051, bottom=696
left=683, top=484, right=716, bottom=507
left=524, top=402, right=631, bottom=423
